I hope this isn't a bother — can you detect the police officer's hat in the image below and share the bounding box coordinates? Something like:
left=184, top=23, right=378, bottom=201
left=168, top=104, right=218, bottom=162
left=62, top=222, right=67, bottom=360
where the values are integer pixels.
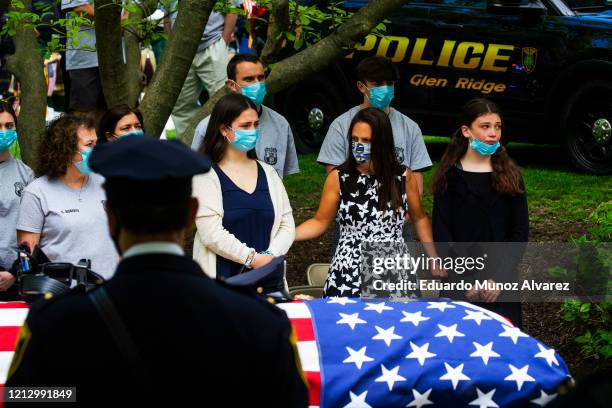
left=224, top=256, right=291, bottom=303
left=89, top=135, right=211, bottom=205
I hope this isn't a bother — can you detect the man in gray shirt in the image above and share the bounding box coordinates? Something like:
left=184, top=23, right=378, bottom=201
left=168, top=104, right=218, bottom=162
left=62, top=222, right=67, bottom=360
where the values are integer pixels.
left=61, top=0, right=107, bottom=111
left=191, top=54, right=299, bottom=177
left=317, top=56, right=432, bottom=194
left=164, top=0, right=242, bottom=137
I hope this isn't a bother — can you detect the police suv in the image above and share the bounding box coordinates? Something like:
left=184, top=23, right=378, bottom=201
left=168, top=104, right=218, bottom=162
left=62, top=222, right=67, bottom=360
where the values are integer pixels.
left=278, top=0, right=612, bottom=174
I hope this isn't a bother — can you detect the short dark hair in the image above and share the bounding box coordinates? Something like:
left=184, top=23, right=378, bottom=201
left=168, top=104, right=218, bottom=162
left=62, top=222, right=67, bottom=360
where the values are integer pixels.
left=0, top=101, right=17, bottom=123
left=199, top=93, right=258, bottom=162
left=97, top=104, right=144, bottom=143
left=36, top=112, right=96, bottom=178
left=104, top=178, right=192, bottom=234
left=227, top=53, right=263, bottom=81
left=356, top=56, right=399, bottom=84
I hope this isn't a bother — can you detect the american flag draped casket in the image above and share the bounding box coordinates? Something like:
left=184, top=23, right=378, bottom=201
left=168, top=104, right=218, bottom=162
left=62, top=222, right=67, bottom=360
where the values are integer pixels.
left=0, top=299, right=571, bottom=407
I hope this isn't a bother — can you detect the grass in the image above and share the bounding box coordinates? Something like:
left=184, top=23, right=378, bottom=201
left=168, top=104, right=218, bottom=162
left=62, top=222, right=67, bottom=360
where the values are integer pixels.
left=284, top=138, right=612, bottom=231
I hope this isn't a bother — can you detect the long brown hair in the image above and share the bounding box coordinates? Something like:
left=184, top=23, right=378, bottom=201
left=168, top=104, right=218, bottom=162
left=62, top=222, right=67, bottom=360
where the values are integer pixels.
left=338, top=107, right=404, bottom=213
left=431, top=98, right=524, bottom=196
left=199, top=94, right=258, bottom=163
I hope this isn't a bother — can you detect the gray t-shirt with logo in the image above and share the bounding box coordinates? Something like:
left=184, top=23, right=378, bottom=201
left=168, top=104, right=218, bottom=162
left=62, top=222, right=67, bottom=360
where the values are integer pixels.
left=0, top=156, right=34, bottom=270
left=191, top=105, right=300, bottom=177
left=317, top=106, right=432, bottom=171
left=16, top=173, right=119, bottom=279
left=62, top=0, right=98, bottom=70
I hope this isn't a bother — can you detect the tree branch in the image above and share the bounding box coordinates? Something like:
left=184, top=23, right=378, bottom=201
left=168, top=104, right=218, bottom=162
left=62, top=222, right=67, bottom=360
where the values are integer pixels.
left=180, top=85, right=231, bottom=147
left=260, top=0, right=290, bottom=66
left=266, top=0, right=406, bottom=93
left=139, top=0, right=216, bottom=138
left=5, top=0, right=47, bottom=166
left=95, top=0, right=132, bottom=108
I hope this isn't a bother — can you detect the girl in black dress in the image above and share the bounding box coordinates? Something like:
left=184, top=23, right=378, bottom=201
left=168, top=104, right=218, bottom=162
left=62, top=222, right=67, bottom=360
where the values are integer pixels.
left=431, top=98, right=528, bottom=327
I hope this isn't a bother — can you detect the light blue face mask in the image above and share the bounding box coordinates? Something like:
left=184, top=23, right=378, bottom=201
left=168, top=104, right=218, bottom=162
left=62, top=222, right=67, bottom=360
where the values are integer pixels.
left=0, top=129, right=17, bottom=151
left=470, top=137, right=500, bottom=156
left=117, top=130, right=144, bottom=139
left=74, top=147, right=93, bottom=175
left=240, top=82, right=267, bottom=106
left=367, top=85, right=394, bottom=110
left=229, top=128, right=259, bottom=152
left=351, top=141, right=372, bottom=164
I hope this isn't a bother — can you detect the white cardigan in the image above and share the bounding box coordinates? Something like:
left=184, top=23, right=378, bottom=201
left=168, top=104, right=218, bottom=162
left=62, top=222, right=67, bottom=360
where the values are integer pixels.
left=192, top=160, right=295, bottom=278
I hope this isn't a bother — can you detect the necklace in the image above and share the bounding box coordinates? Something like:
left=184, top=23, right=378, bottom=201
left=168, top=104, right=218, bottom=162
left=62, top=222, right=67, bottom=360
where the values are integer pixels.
left=76, top=176, right=88, bottom=202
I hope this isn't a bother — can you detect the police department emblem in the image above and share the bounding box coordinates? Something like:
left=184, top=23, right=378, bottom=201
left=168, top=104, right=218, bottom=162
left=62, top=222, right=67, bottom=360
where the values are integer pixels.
left=522, top=47, right=537, bottom=74
left=14, top=182, right=25, bottom=197
left=264, top=147, right=278, bottom=165
left=395, top=147, right=405, bottom=164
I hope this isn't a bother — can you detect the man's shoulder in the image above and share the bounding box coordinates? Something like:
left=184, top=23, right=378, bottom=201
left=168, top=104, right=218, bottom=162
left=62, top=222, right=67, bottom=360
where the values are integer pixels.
left=390, top=107, right=420, bottom=130
left=261, top=105, right=289, bottom=125
left=332, top=106, right=361, bottom=127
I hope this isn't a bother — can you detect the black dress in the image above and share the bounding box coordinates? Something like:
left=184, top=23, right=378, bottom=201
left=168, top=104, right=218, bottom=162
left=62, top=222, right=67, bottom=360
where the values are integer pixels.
left=432, top=164, right=528, bottom=327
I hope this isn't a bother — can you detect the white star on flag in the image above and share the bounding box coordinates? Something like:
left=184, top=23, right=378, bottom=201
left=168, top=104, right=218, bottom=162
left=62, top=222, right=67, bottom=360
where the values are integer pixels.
left=463, top=309, right=493, bottom=325
left=530, top=390, right=557, bottom=406
left=470, top=341, right=500, bottom=365
left=343, top=390, right=372, bottom=408
left=328, top=297, right=357, bottom=306
left=337, top=312, right=366, bottom=330
left=372, top=326, right=402, bottom=347
left=427, top=301, right=456, bottom=312
left=435, top=323, right=465, bottom=343
left=375, top=364, right=406, bottom=391
left=343, top=346, right=374, bottom=370
left=469, top=388, right=499, bottom=408
left=406, top=342, right=437, bottom=366
left=440, top=362, right=471, bottom=390
left=504, top=364, right=536, bottom=391
left=534, top=343, right=559, bottom=367
left=498, top=325, right=529, bottom=344
left=363, top=302, right=393, bottom=314
left=406, top=388, right=434, bottom=408
left=400, top=310, right=430, bottom=327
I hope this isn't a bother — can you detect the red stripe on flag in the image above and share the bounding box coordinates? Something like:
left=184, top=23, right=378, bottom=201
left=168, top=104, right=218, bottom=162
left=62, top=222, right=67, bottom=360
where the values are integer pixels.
left=305, top=371, right=321, bottom=407
left=0, top=303, right=28, bottom=309
left=291, top=318, right=315, bottom=342
left=0, top=327, right=21, bottom=352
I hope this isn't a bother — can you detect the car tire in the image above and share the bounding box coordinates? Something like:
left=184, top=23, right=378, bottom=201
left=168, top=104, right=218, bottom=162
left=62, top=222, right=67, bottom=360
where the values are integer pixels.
left=561, top=80, right=612, bottom=174
left=282, top=76, right=350, bottom=154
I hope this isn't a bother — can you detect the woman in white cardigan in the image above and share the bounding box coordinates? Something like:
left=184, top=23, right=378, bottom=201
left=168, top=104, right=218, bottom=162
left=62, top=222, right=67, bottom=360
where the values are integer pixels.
left=192, top=94, right=295, bottom=278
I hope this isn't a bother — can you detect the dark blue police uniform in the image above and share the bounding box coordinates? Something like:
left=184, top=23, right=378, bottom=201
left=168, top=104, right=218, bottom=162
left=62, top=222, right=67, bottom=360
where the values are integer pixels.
left=5, top=137, right=308, bottom=407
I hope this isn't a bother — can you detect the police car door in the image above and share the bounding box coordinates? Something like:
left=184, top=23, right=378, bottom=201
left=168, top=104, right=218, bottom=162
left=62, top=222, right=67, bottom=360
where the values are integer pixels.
left=408, top=0, right=552, bottom=134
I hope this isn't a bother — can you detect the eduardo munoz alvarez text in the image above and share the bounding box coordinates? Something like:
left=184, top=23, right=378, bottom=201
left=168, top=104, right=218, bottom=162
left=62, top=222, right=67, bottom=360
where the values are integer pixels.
left=369, top=255, right=570, bottom=292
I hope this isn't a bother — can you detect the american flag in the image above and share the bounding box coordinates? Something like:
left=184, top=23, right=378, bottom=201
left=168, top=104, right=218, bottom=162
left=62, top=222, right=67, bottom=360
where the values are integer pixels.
left=278, top=299, right=571, bottom=408
left=0, top=302, right=29, bottom=403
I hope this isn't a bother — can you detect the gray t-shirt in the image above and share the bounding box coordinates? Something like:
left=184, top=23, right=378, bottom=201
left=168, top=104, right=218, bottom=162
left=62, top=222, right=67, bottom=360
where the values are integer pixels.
left=16, top=174, right=119, bottom=279
left=165, top=0, right=242, bottom=51
left=62, top=0, right=98, bottom=70
left=0, top=156, right=34, bottom=270
left=191, top=105, right=300, bottom=177
left=317, top=106, right=432, bottom=171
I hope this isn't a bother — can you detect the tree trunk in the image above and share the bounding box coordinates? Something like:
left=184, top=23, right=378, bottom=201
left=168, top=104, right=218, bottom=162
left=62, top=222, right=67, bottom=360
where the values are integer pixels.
left=180, top=85, right=230, bottom=147
left=266, top=0, right=406, bottom=94
left=260, top=0, right=290, bottom=66
left=139, top=0, right=216, bottom=138
left=5, top=0, right=47, bottom=167
left=95, top=0, right=132, bottom=108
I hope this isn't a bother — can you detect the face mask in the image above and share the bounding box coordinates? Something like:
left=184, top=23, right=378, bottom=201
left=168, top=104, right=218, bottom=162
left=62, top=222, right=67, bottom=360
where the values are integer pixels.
left=0, top=129, right=17, bottom=151
left=117, top=130, right=144, bottom=139
left=240, top=82, right=267, bottom=106
left=470, top=137, right=500, bottom=156
left=352, top=141, right=371, bottom=164
left=74, top=147, right=93, bottom=175
left=367, top=85, right=394, bottom=109
left=228, top=128, right=259, bottom=152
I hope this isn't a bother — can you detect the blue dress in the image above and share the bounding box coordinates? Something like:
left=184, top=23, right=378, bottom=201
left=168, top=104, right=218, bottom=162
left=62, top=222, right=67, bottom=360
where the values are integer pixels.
left=214, top=162, right=275, bottom=278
